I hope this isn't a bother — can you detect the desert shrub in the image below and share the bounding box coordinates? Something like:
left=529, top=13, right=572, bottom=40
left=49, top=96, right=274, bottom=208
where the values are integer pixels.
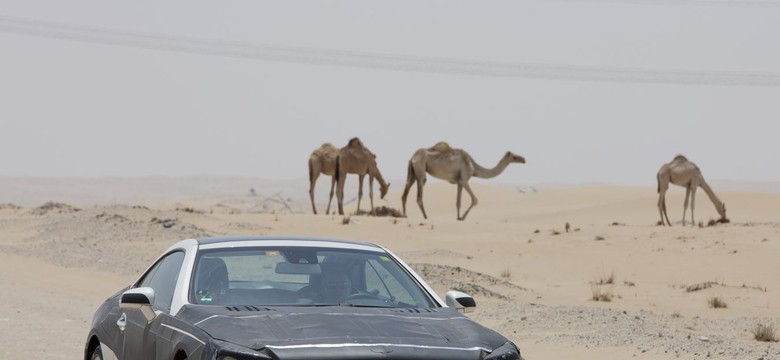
left=591, top=284, right=613, bottom=302
left=596, top=271, right=615, bottom=285
left=354, top=206, right=404, bottom=217
left=500, top=269, right=511, bottom=279
left=685, top=281, right=717, bottom=292
left=708, top=296, right=728, bottom=309
left=752, top=323, right=778, bottom=342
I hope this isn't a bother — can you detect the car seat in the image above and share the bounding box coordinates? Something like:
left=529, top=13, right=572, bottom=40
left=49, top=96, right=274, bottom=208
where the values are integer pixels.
left=195, top=257, right=229, bottom=305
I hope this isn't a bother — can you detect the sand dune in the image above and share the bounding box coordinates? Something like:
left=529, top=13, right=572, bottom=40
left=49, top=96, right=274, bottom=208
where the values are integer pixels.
left=1, top=178, right=778, bottom=359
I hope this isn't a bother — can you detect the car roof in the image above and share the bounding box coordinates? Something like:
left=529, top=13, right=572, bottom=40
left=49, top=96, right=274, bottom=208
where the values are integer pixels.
left=195, top=235, right=382, bottom=249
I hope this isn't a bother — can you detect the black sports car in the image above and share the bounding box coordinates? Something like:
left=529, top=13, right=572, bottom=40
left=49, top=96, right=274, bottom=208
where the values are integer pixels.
left=84, top=236, right=523, bottom=360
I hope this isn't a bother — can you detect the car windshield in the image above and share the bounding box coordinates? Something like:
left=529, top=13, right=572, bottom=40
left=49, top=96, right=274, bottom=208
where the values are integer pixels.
left=190, top=246, right=436, bottom=308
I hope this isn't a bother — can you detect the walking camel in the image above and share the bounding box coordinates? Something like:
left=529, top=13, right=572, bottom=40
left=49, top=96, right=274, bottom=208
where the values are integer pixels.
left=657, top=155, right=728, bottom=226
left=308, top=143, right=340, bottom=215
left=401, top=142, right=525, bottom=221
left=335, top=138, right=390, bottom=215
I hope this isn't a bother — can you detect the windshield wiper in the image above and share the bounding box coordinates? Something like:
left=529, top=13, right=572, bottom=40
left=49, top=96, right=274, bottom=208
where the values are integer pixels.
left=338, top=302, right=394, bottom=308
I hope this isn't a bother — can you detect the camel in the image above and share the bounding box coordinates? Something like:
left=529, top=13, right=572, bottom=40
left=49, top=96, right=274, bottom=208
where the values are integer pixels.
left=308, top=143, right=340, bottom=215
left=657, top=155, right=727, bottom=226
left=335, top=138, right=390, bottom=215
left=401, top=142, right=525, bottom=221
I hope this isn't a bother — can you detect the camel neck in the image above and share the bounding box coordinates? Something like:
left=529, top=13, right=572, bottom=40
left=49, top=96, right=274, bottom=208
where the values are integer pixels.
left=472, top=156, right=511, bottom=179
left=373, top=167, right=388, bottom=188
left=700, top=181, right=725, bottom=216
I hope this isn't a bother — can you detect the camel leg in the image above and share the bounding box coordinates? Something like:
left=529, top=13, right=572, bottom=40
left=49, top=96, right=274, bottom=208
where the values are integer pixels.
left=357, top=174, right=365, bottom=213
left=663, top=198, right=672, bottom=226
left=401, top=162, right=416, bottom=217
left=401, top=181, right=413, bottom=217
left=657, top=174, right=672, bottom=226
left=368, top=174, right=375, bottom=215
left=336, top=173, right=346, bottom=215
left=326, top=176, right=336, bottom=215
left=459, top=181, right=478, bottom=221
left=456, top=184, right=463, bottom=220
left=690, top=186, right=697, bottom=226
left=682, top=186, right=691, bottom=226
left=309, top=172, right=320, bottom=215
left=658, top=189, right=672, bottom=226
left=416, top=176, right=427, bottom=219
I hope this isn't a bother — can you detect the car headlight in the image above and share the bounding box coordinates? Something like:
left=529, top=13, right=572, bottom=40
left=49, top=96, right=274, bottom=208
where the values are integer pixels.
left=217, top=349, right=271, bottom=360
left=209, top=339, right=273, bottom=360
left=483, top=342, right=523, bottom=360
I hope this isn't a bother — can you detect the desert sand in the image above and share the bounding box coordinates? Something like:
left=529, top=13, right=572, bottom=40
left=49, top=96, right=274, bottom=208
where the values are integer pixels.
left=0, top=177, right=779, bottom=359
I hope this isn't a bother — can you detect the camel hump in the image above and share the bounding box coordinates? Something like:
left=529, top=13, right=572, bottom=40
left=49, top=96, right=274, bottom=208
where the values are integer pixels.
left=673, top=154, right=688, bottom=161
left=428, top=141, right=453, bottom=153
left=347, top=137, right=364, bottom=148
left=312, top=143, right=338, bottom=157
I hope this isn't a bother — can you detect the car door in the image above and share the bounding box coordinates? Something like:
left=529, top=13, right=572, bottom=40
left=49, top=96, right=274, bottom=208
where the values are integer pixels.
left=121, top=251, right=185, bottom=359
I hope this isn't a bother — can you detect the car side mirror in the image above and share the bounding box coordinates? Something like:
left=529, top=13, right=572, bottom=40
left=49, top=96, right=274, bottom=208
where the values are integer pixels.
left=120, top=287, right=156, bottom=322
left=445, top=290, right=476, bottom=313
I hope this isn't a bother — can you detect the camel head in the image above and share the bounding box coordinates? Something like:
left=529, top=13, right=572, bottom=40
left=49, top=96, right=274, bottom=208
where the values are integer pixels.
left=505, top=151, right=526, bottom=164
left=380, top=182, right=390, bottom=199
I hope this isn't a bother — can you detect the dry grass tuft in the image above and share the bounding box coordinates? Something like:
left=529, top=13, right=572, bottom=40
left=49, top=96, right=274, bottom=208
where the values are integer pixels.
left=596, top=271, right=615, bottom=285
left=0, top=203, right=21, bottom=210
left=671, top=311, right=682, bottom=318
left=685, top=281, right=718, bottom=292
left=354, top=206, right=404, bottom=218
left=752, top=323, right=778, bottom=342
left=500, top=269, right=512, bottom=279
left=590, top=284, right=613, bottom=302
left=595, top=235, right=606, bottom=241
left=706, top=218, right=731, bottom=226
left=551, top=229, right=561, bottom=236
left=31, top=201, right=81, bottom=215
left=741, top=284, right=768, bottom=292
left=708, top=296, right=728, bottom=309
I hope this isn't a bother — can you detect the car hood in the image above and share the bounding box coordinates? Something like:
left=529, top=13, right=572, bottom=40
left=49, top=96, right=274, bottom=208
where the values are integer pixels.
left=178, top=305, right=509, bottom=359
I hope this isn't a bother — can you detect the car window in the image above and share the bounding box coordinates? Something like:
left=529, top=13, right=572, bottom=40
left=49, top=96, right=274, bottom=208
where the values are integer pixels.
left=191, top=247, right=435, bottom=308
left=365, top=258, right=418, bottom=306
left=141, top=251, right=185, bottom=313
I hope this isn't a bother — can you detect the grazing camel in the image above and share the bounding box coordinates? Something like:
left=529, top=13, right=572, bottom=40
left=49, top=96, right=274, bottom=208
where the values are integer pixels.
left=308, top=143, right=340, bottom=215
left=657, top=155, right=727, bottom=226
left=401, top=142, right=525, bottom=221
left=335, top=138, right=390, bottom=215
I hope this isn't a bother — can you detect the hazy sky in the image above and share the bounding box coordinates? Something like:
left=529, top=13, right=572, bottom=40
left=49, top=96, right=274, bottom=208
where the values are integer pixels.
left=1, top=0, right=779, bottom=186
